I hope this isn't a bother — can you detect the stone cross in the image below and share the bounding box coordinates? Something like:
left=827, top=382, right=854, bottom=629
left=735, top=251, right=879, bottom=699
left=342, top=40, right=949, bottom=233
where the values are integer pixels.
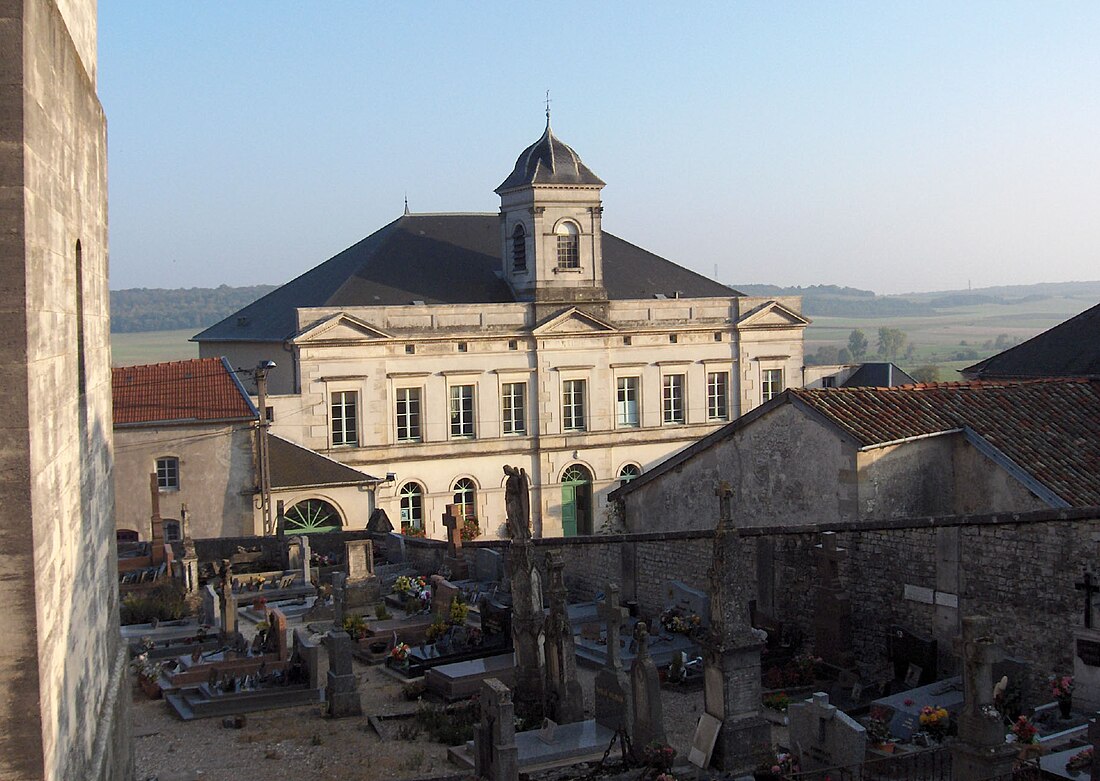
left=630, top=620, right=667, bottom=754
left=332, top=571, right=347, bottom=628
left=1076, top=571, right=1100, bottom=629
left=475, top=678, right=518, bottom=781
left=598, top=583, right=631, bottom=671
left=954, top=616, right=1007, bottom=744
left=715, top=481, right=733, bottom=529
left=442, top=504, right=463, bottom=558
left=814, top=532, right=846, bottom=589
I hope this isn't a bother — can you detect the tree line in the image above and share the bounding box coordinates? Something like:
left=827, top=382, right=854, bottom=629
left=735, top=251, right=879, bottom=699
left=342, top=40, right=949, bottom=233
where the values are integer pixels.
left=110, top=285, right=276, bottom=333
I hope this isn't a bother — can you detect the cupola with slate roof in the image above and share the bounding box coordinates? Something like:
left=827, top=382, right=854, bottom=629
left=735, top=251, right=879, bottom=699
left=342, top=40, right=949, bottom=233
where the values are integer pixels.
left=496, top=112, right=607, bottom=307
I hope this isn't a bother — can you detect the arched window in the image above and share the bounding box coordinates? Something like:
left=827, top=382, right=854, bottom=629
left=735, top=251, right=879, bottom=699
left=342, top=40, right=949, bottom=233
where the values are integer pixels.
left=162, top=520, right=181, bottom=542
left=619, top=464, right=642, bottom=487
left=399, top=482, right=424, bottom=530
left=453, top=478, right=477, bottom=520
left=284, top=499, right=342, bottom=534
left=512, top=224, right=527, bottom=271
left=555, top=221, right=579, bottom=268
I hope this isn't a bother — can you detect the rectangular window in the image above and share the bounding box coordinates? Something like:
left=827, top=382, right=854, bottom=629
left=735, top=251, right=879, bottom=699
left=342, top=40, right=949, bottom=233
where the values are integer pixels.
left=762, top=368, right=784, bottom=402
left=449, top=384, right=476, bottom=438
left=331, top=390, right=358, bottom=446
left=562, top=379, right=587, bottom=431
left=707, top=371, right=729, bottom=421
left=616, top=376, right=640, bottom=427
left=662, top=374, right=685, bottom=424
left=156, top=457, right=179, bottom=490
left=502, top=382, right=527, bottom=435
left=396, top=387, right=421, bottom=442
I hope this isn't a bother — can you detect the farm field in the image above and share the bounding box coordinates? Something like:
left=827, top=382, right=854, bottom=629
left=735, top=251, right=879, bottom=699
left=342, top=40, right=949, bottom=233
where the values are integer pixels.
left=111, top=329, right=197, bottom=366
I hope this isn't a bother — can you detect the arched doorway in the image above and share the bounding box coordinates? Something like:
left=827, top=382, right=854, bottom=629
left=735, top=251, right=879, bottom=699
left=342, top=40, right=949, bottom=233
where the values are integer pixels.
left=283, top=499, right=342, bottom=535
left=561, top=464, right=593, bottom=537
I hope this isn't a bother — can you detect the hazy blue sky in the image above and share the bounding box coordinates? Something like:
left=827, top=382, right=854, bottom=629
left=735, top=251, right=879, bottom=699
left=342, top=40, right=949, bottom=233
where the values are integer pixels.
left=100, top=2, right=1100, bottom=294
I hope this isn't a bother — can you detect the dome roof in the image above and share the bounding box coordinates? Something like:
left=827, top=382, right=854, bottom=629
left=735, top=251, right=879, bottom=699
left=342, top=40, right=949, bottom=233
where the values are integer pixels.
left=496, top=121, right=605, bottom=193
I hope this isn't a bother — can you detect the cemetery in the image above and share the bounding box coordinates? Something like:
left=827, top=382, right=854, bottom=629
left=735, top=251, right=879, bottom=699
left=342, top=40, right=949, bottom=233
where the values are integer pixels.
left=123, top=469, right=1100, bottom=781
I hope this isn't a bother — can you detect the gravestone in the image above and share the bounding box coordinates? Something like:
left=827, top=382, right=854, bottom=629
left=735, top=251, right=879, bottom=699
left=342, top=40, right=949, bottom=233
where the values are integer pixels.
left=385, top=532, right=406, bottom=564
left=630, top=621, right=666, bottom=755
left=543, top=552, right=584, bottom=724
left=366, top=507, right=393, bottom=534
left=1073, top=570, right=1100, bottom=712
left=888, top=625, right=937, bottom=691
left=298, top=535, right=312, bottom=585
left=702, top=482, right=771, bottom=774
left=268, top=609, right=289, bottom=661
left=474, top=678, right=519, bottom=781
left=441, top=504, right=470, bottom=580
left=294, top=628, right=328, bottom=689
left=430, top=575, right=460, bottom=620
left=503, top=467, right=544, bottom=719
left=991, top=656, right=1032, bottom=720
left=669, top=581, right=709, bottom=623
left=688, top=713, right=722, bottom=771
left=814, top=532, right=856, bottom=670
left=201, top=584, right=221, bottom=627
left=788, top=692, right=866, bottom=773
left=324, top=631, right=362, bottom=717
left=593, top=583, right=633, bottom=735
left=480, top=598, right=513, bottom=649
left=951, top=616, right=1016, bottom=779
left=332, top=571, right=347, bottom=628
left=476, top=548, right=504, bottom=584
left=220, top=586, right=238, bottom=640
left=345, top=539, right=374, bottom=583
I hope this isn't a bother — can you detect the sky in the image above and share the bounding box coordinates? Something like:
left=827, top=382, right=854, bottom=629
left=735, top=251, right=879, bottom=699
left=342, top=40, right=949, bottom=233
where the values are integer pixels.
left=99, top=2, right=1100, bottom=295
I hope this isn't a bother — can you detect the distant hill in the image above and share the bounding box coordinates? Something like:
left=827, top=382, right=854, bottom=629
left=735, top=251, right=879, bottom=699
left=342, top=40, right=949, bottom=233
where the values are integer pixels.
left=110, top=285, right=276, bottom=333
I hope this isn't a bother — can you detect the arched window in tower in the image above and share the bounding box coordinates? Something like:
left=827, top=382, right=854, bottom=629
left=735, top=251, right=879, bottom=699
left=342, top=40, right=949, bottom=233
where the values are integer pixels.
left=512, top=224, right=527, bottom=271
left=556, top=221, right=580, bottom=268
left=399, top=482, right=424, bottom=531
left=452, top=478, right=477, bottom=520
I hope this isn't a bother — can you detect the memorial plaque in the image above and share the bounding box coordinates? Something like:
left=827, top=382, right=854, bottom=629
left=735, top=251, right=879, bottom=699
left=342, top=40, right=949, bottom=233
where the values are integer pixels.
left=1077, top=638, right=1100, bottom=667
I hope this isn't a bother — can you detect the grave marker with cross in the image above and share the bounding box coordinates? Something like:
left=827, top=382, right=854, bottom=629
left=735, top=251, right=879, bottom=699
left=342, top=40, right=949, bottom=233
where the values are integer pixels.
left=442, top=503, right=463, bottom=559
left=1077, top=571, right=1099, bottom=629
left=598, top=583, right=631, bottom=671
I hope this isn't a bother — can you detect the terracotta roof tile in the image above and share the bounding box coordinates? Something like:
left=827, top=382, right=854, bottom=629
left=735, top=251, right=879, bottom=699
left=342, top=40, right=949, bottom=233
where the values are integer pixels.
left=791, top=378, right=1100, bottom=506
left=112, top=358, right=256, bottom=425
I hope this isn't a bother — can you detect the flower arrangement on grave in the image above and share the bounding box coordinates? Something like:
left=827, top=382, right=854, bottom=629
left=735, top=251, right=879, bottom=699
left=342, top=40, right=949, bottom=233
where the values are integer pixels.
left=1010, top=715, right=1038, bottom=744
left=769, top=751, right=799, bottom=775
left=254, top=596, right=267, bottom=612
left=1050, top=674, right=1074, bottom=702
left=394, top=575, right=428, bottom=598
left=919, top=704, right=950, bottom=740
left=139, top=636, right=155, bottom=653
left=460, top=517, right=480, bottom=541
left=390, top=642, right=411, bottom=663
left=426, top=618, right=449, bottom=644
left=401, top=525, right=426, bottom=538
left=341, top=614, right=368, bottom=641
left=641, top=742, right=676, bottom=771
left=316, top=583, right=333, bottom=602
left=866, top=708, right=893, bottom=748
left=310, top=551, right=337, bottom=566
left=1067, top=746, right=1094, bottom=771
left=762, top=691, right=792, bottom=712
left=658, top=606, right=703, bottom=637
left=792, top=653, right=821, bottom=685
left=449, top=597, right=469, bottom=626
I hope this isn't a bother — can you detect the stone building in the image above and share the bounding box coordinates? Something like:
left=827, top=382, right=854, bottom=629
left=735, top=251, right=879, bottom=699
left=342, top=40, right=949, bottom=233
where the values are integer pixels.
left=113, top=357, right=379, bottom=539
left=0, top=1, right=132, bottom=778
left=195, top=119, right=809, bottom=539
left=611, top=377, right=1100, bottom=531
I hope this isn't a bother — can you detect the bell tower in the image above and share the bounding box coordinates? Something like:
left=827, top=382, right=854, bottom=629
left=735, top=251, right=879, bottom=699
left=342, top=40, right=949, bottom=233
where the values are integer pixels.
left=496, top=115, right=607, bottom=310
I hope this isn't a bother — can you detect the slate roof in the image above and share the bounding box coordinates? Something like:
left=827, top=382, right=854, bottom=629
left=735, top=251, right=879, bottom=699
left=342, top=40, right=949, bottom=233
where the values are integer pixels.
left=613, top=378, right=1100, bottom=508
left=791, top=379, right=1100, bottom=506
left=113, top=357, right=257, bottom=425
left=496, top=121, right=605, bottom=192
left=962, top=301, right=1100, bottom=379
left=268, top=435, right=379, bottom=489
left=841, top=362, right=917, bottom=388
left=193, top=213, right=739, bottom=343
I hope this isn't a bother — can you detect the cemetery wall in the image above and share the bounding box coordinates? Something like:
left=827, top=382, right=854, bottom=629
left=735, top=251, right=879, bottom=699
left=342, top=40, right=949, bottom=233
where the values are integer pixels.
left=0, top=2, right=133, bottom=779
left=184, top=529, right=375, bottom=568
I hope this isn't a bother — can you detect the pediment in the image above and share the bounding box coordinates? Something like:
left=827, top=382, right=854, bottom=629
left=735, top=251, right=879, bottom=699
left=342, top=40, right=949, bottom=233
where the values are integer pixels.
left=293, top=312, right=392, bottom=343
left=532, top=307, right=617, bottom=336
left=736, top=301, right=810, bottom=330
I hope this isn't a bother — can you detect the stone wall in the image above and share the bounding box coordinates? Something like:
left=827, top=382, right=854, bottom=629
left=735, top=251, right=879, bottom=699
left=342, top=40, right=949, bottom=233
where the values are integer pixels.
left=0, top=2, right=132, bottom=778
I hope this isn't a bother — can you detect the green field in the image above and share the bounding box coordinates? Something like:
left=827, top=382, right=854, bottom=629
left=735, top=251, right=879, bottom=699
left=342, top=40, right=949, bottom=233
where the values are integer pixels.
left=111, top=329, right=197, bottom=366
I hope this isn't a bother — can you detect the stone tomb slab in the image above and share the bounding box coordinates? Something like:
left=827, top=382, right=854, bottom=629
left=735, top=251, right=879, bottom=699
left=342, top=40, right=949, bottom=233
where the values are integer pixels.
left=450, top=719, right=616, bottom=774
left=425, top=653, right=516, bottom=701
left=788, top=692, right=867, bottom=773
left=575, top=627, right=697, bottom=670
left=1039, top=746, right=1092, bottom=780
left=870, top=676, right=963, bottom=741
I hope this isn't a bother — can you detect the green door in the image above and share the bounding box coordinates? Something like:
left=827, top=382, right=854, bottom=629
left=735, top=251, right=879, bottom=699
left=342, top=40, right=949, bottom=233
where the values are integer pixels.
left=561, top=464, right=592, bottom=537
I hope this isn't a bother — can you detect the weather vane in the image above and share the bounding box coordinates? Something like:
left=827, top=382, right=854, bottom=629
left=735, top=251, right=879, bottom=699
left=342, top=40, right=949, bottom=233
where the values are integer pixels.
left=545, top=90, right=552, bottom=122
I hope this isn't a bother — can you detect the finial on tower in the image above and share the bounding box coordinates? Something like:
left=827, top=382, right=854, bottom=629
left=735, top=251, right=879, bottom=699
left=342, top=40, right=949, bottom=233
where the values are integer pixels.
left=544, top=90, right=552, bottom=127
left=403, top=193, right=409, bottom=215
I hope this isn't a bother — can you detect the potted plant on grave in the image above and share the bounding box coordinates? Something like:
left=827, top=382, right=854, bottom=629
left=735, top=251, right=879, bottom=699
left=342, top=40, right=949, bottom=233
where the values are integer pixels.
left=1050, top=674, right=1074, bottom=718
left=426, top=618, right=448, bottom=644
left=389, top=642, right=411, bottom=668
left=762, top=691, right=791, bottom=713
left=919, top=704, right=950, bottom=742
left=755, top=750, right=798, bottom=780
left=448, top=597, right=469, bottom=626
left=1010, top=714, right=1043, bottom=760
left=131, top=653, right=165, bottom=699
left=340, top=614, right=368, bottom=642
left=641, top=742, right=676, bottom=773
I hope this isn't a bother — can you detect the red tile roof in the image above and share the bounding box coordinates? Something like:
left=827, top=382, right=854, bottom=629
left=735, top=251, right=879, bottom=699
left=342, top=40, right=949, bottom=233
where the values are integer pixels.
left=112, top=358, right=257, bottom=425
left=791, top=378, right=1100, bottom=507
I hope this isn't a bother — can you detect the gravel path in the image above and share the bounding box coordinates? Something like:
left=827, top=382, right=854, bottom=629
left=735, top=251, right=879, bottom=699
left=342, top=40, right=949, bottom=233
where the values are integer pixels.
left=133, top=661, right=709, bottom=781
